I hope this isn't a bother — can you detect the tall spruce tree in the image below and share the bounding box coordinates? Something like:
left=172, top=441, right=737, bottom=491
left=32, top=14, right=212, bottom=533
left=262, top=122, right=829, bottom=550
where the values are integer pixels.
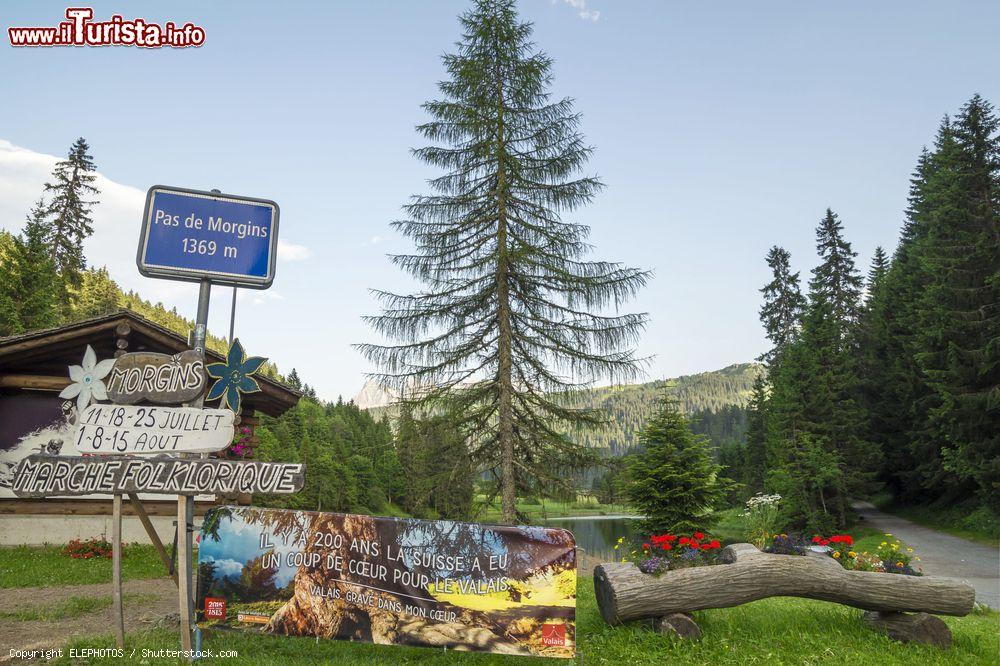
left=44, top=137, right=99, bottom=284
left=758, top=246, right=806, bottom=365
left=360, top=0, right=649, bottom=523
left=866, top=147, right=940, bottom=499
left=810, top=209, right=863, bottom=332
left=765, top=209, right=872, bottom=529
left=914, top=96, right=1000, bottom=508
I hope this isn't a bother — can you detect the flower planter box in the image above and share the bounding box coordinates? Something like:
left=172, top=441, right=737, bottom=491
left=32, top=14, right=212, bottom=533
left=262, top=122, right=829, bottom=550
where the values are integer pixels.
left=593, top=542, right=975, bottom=647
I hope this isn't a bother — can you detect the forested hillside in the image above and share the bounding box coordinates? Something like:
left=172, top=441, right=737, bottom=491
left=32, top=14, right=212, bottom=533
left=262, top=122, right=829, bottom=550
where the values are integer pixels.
left=363, top=362, right=761, bottom=457
left=560, top=363, right=761, bottom=455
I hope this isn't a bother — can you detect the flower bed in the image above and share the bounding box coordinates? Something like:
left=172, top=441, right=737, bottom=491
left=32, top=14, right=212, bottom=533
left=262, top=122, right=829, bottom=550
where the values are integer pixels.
left=615, top=532, right=723, bottom=575
left=62, top=537, right=113, bottom=559
left=819, top=533, right=922, bottom=576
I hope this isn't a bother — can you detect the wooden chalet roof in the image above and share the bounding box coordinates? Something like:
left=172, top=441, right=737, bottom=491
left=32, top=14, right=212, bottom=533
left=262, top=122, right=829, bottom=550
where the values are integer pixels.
left=0, top=309, right=300, bottom=417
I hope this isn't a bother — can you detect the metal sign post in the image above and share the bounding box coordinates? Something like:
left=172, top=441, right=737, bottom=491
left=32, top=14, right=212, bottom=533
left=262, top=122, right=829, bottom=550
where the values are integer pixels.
left=132, top=183, right=280, bottom=656
left=179, top=277, right=211, bottom=653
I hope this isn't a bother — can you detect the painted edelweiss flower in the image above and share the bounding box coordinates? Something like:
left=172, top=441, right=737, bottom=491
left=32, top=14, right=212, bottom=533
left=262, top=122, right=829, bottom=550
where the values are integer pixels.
left=58, top=345, right=116, bottom=414
left=206, top=338, right=267, bottom=415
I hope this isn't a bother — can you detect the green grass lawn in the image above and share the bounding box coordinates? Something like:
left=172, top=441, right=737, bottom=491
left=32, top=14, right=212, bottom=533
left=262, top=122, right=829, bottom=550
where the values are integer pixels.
left=0, top=593, right=158, bottom=622
left=475, top=496, right=630, bottom=523
left=0, top=544, right=170, bottom=588
left=872, top=499, right=1000, bottom=547
left=54, top=576, right=998, bottom=665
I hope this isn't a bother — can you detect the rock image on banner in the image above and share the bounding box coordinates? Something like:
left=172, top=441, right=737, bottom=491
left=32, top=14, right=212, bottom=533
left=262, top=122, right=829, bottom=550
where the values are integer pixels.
left=196, top=506, right=576, bottom=658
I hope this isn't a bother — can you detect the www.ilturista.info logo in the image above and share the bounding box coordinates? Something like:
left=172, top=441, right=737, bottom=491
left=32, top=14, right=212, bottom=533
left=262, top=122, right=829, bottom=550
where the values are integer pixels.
left=8, top=7, right=205, bottom=48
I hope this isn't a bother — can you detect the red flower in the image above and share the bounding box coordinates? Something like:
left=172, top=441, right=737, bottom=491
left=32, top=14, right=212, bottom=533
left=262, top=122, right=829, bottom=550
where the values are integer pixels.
left=700, top=543, right=713, bottom=550
left=709, top=540, right=721, bottom=549
left=693, top=532, right=705, bottom=540
left=661, top=543, right=672, bottom=551
left=688, top=541, right=700, bottom=549
left=643, top=543, right=650, bottom=550
left=819, top=539, right=830, bottom=546
left=812, top=536, right=822, bottom=544
left=664, top=534, right=677, bottom=542
left=679, top=537, right=690, bottom=545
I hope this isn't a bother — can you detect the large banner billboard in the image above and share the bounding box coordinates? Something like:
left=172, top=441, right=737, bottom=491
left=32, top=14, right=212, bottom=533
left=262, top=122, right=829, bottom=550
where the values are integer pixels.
left=196, top=506, right=576, bottom=658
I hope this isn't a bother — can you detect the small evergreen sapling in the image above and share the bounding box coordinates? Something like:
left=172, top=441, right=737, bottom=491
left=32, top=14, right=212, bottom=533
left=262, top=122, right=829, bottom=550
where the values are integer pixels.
left=623, top=398, right=734, bottom=534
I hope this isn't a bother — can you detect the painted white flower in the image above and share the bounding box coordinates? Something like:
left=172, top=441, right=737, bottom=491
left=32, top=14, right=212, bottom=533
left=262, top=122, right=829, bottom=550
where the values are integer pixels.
left=58, top=345, right=116, bottom=414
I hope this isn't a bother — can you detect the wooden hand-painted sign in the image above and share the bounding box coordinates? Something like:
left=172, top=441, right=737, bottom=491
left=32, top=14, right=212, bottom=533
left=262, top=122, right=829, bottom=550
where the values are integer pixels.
left=58, top=345, right=116, bottom=414
left=105, top=350, right=206, bottom=405
left=73, top=405, right=234, bottom=454
left=12, top=455, right=304, bottom=498
left=206, top=339, right=266, bottom=414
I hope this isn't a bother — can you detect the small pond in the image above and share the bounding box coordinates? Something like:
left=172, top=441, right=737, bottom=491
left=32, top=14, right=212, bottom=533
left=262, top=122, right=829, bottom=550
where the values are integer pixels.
left=545, top=515, right=640, bottom=565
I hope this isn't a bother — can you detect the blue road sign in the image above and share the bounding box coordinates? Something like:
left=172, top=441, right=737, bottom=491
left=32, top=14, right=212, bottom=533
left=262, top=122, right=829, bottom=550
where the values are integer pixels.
left=137, top=186, right=279, bottom=288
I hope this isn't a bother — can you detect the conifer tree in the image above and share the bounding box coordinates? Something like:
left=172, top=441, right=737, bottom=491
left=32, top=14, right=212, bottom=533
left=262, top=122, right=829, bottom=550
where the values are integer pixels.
left=865, top=147, right=940, bottom=498
left=741, top=374, right=768, bottom=494
left=622, top=398, right=734, bottom=534
left=866, top=246, right=889, bottom=295
left=0, top=201, right=62, bottom=335
left=71, top=267, right=121, bottom=320
left=0, top=231, right=21, bottom=336
left=914, top=96, right=999, bottom=508
left=360, top=0, right=649, bottom=523
left=809, top=209, right=863, bottom=333
left=758, top=246, right=805, bottom=365
left=44, top=137, right=99, bottom=284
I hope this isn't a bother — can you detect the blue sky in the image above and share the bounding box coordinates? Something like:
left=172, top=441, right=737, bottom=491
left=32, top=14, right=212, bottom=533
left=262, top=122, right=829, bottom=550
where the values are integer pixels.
left=2, top=1, right=998, bottom=400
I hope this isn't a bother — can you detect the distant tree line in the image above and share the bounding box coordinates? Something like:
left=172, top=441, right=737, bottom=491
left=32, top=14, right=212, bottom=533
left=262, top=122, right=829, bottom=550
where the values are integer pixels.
left=727, top=95, right=998, bottom=532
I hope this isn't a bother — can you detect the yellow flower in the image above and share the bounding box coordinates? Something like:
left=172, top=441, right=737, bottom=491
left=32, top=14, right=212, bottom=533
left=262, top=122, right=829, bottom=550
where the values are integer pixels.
left=848, top=551, right=857, bottom=558
left=613, top=544, right=619, bottom=550
left=885, top=533, right=892, bottom=537
left=880, top=541, right=887, bottom=546
left=907, top=548, right=913, bottom=553
left=896, top=561, right=903, bottom=567
left=833, top=552, right=841, bottom=559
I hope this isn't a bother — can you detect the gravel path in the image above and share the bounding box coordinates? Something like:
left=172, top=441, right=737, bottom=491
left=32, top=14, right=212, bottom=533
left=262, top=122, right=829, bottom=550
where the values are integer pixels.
left=854, top=501, right=999, bottom=608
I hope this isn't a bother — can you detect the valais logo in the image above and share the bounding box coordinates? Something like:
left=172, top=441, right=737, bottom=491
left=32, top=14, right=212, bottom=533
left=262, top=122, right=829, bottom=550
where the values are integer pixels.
left=541, top=623, right=566, bottom=646
left=204, top=597, right=226, bottom=620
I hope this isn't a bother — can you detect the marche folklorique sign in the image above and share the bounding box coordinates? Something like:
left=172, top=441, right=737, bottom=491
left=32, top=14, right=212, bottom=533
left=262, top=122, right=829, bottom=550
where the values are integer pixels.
left=73, top=405, right=234, bottom=454
left=196, top=506, right=577, bottom=658
left=11, top=455, right=304, bottom=498
left=105, top=350, right=206, bottom=405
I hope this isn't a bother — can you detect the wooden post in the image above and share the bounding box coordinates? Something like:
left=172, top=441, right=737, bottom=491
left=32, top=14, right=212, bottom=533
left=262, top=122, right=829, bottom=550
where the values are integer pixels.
left=177, top=494, right=194, bottom=652
left=111, top=494, right=125, bottom=648
left=128, top=492, right=177, bottom=586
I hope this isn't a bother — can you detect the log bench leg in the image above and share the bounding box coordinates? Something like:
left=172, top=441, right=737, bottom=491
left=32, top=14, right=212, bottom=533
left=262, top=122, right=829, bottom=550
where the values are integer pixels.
left=654, top=613, right=701, bottom=640
left=862, top=611, right=952, bottom=648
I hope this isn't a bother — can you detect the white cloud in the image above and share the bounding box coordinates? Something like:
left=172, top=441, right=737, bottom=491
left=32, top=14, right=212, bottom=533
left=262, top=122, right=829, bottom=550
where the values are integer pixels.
left=202, top=555, right=243, bottom=578
left=554, top=0, right=601, bottom=22
left=277, top=240, right=310, bottom=261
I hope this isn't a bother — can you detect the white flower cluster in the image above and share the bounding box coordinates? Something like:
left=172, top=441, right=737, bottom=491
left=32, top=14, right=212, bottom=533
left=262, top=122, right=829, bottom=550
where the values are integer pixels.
left=741, top=493, right=782, bottom=516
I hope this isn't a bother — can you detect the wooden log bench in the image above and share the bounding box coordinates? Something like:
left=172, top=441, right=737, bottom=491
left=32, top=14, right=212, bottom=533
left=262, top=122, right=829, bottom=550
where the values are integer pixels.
left=593, top=543, right=975, bottom=647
